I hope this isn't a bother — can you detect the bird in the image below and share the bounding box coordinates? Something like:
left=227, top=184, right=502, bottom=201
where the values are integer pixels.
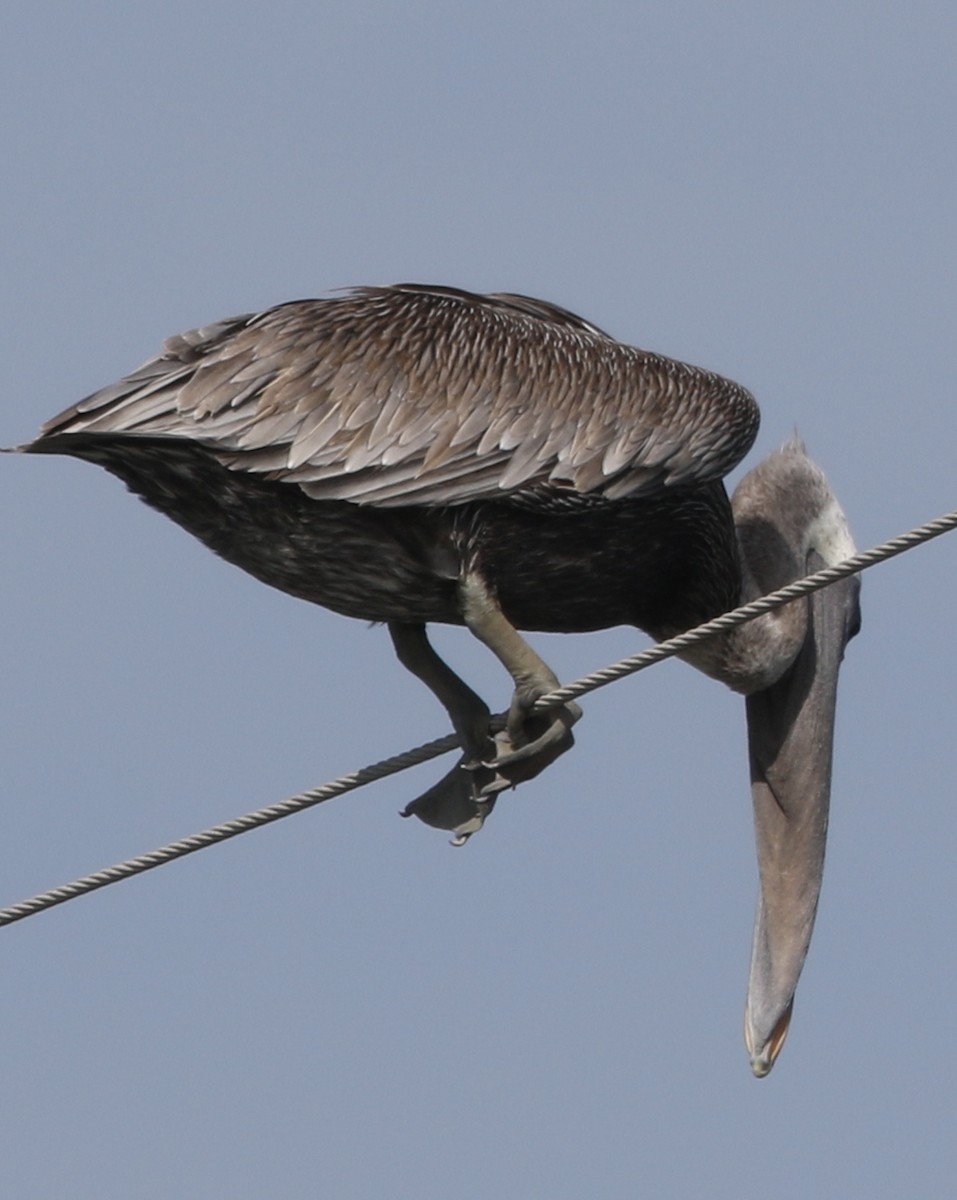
left=19, top=283, right=860, bottom=1075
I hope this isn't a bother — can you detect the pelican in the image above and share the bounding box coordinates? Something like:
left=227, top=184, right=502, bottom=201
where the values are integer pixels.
left=20, top=284, right=860, bottom=1074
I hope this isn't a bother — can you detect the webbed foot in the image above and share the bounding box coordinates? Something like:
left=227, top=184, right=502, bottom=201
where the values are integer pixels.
left=389, top=610, right=582, bottom=846
left=485, top=689, right=582, bottom=781
left=400, top=753, right=514, bottom=846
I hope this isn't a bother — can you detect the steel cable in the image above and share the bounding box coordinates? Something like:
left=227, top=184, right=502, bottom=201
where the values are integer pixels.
left=2, top=506, right=955, bottom=930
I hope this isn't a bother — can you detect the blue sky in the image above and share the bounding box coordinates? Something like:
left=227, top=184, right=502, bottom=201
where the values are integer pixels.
left=2, top=4, right=955, bottom=1197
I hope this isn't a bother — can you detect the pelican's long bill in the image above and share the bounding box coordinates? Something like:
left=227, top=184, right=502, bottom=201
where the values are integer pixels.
left=743, top=557, right=861, bottom=1076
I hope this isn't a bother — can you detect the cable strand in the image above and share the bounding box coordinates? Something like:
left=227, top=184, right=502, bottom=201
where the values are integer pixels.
left=2, top=505, right=955, bottom=930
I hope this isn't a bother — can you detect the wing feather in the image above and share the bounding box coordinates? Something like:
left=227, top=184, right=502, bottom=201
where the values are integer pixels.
left=36, top=284, right=759, bottom=507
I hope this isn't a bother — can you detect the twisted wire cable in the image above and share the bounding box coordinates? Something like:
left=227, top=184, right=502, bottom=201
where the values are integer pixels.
left=1, top=506, right=955, bottom=930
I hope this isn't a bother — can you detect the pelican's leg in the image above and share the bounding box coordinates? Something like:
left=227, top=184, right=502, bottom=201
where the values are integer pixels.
left=389, top=621, right=496, bottom=758
left=389, top=621, right=512, bottom=844
left=458, top=571, right=582, bottom=778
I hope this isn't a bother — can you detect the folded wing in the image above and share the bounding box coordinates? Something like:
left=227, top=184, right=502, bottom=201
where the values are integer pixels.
left=40, top=284, right=760, bottom=508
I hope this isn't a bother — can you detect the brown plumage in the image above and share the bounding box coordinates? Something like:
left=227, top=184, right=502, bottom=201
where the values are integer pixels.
left=23, top=282, right=859, bottom=1075
left=44, top=285, right=758, bottom=502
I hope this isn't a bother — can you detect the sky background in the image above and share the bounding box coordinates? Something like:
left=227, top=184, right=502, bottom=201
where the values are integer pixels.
left=2, top=3, right=955, bottom=1197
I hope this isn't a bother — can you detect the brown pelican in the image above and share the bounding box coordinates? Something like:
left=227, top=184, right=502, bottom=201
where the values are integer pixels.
left=20, top=284, right=860, bottom=1075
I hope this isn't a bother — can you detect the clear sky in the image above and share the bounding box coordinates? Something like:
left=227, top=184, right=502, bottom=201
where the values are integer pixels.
left=2, top=3, right=955, bottom=1197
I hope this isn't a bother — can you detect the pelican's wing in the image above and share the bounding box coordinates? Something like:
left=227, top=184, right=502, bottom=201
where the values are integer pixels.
left=37, top=284, right=759, bottom=508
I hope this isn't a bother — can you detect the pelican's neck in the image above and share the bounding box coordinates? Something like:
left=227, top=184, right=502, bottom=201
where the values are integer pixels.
left=680, top=532, right=808, bottom=696
left=679, top=440, right=856, bottom=696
